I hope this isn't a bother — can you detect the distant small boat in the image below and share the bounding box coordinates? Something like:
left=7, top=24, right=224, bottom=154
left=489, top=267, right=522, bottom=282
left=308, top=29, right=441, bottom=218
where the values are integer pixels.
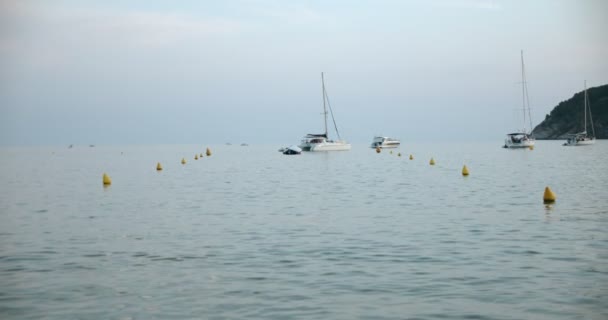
left=564, top=81, right=595, bottom=146
left=504, top=51, right=535, bottom=149
left=282, top=145, right=302, bottom=155
left=89, top=144, right=95, bottom=148
left=370, top=136, right=400, bottom=148
left=68, top=144, right=73, bottom=149
left=241, top=143, right=249, bottom=146
left=226, top=143, right=232, bottom=145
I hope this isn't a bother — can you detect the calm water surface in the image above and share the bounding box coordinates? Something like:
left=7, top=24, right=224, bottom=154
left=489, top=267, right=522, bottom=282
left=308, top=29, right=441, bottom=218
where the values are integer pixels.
left=1, top=141, right=607, bottom=319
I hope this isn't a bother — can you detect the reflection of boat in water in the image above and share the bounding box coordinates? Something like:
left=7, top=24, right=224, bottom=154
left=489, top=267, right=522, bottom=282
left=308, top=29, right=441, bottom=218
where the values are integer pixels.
left=370, top=136, right=400, bottom=148
left=504, top=51, right=535, bottom=149
left=564, top=81, right=595, bottom=146
left=298, top=73, right=351, bottom=152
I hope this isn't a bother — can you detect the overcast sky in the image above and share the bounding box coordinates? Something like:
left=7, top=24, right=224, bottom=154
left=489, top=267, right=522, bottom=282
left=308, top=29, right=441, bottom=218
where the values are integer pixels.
left=1, top=0, right=607, bottom=146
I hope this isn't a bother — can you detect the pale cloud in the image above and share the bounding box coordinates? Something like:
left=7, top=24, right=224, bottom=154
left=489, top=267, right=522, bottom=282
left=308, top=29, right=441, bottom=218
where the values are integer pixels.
left=97, top=11, right=243, bottom=48
left=235, top=0, right=324, bottom=20
left=0, top=1, right=244, bottom=70
left=253, top=4, right=324, bottom=24
left=432, top=0, right=503, bottom=11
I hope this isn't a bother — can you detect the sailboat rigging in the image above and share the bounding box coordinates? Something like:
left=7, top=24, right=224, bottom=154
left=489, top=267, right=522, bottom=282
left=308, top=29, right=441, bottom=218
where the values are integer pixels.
left=298, top=73, right=351, bottom=152
left=563, top=81, right=595, bottom=146
left=504, top=50, right=536, bottom=149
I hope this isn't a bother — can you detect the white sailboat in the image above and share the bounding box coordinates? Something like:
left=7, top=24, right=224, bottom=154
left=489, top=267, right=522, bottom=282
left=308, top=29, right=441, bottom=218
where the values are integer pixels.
left=299, top=73, right=351, bottom=152
left=504, top=51, right=536, bottom=149
left=563, top=81, right=595, bottom=146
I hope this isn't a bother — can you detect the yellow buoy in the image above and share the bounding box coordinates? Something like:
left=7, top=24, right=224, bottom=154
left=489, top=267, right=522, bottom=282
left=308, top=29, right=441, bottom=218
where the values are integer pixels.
left=529, top=145, right=534, bottom=150
left=543, top=186, right=556, bottom=203
left=195, top=154, right=199, bottom=160
left=156, top=162, right=163, bottom=171
left=429, top=157, right=435, bottom=165
left=462, top=165, right=469, bottom=176
left=200, top=153, right=203, bottom=158
left=206, top=148, right=212, bottom=156
left=181, top=158, right=186, bottom=165
left=409, top=154, right=414, bottom=160
left=398, top=153, right=401, bottom=157
left=376, top=147, right=381, bottom=153
left=102, top=173, right=112, bottom=185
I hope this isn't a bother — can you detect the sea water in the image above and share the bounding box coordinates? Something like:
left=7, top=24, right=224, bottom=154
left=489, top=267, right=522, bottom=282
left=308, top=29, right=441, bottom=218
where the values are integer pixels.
left=1, top=142, right=607, bottom=319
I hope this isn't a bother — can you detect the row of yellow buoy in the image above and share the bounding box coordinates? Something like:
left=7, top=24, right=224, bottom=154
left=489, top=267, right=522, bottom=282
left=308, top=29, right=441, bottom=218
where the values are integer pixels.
left=376, top=148, right=414, bottom=159
left=376, top=148, right=556, bottom=203
left=378, top=150, right=454, bottom=172
left=177, top=148, right=212, bottom=167
left=430, top=157, right=468, bottom=177
left=103, top=147, right=213, bottom=186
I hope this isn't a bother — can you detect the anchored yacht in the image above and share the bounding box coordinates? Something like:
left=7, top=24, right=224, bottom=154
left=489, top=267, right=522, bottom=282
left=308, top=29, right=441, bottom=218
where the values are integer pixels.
left=504, top=51, right=536, bottom=149
left=299, top=73, right=351, bottom=152
left=370, top=136, right=400, bottom=149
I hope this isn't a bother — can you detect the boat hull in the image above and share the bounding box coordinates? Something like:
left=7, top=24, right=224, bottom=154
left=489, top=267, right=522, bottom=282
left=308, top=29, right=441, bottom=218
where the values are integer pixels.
left=370, top=143, right=400, bottom=148
left=563, top=138, right=595, bottom=146
left=299, top=137, right=351, bottom=152
left=309, top=142, right=351, bottom=151
left=504, top=139, right=535, bottom=148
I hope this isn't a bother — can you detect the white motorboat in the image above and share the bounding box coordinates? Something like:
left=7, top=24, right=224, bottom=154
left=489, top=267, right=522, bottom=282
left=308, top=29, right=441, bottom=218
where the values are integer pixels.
left=504, top=51, right=536, bottom=149
left=370, top=136, right=400, bottom=148
left=299, top=73, right=351, bottom=152
left=564, top=81, right=595, bottom=146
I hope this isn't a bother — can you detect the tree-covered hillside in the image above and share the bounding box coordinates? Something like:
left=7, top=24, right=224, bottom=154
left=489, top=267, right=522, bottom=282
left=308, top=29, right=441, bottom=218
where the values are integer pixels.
left=532, top=84, right=608, bottom=139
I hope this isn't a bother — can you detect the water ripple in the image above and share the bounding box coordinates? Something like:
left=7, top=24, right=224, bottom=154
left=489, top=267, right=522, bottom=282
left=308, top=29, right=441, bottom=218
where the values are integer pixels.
left=1, top=143, right=607, bottom=319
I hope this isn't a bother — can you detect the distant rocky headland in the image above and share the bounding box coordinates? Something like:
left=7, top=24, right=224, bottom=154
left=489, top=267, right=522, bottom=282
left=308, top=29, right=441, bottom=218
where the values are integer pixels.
left=532, top=84, right=608, bottom=139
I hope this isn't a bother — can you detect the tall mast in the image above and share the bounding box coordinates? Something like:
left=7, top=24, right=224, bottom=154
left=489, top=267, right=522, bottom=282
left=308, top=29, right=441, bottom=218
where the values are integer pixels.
left=520, top=51, right=526, bottom=132
left=584, top=80, right=587, bottom=133
left=520, top=50, right=535, bottom=133
left=587, top=81, right=596, bottom=137
left=324, top=79, right=342, bottom=141
left=321, top=72, right=328, bottom=137
left=519, top=50, right=534, bottom=133
left=525, top=61, right=533, bottom=133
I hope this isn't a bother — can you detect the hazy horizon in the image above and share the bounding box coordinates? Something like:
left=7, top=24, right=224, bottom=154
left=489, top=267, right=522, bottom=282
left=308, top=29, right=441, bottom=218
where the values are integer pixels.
left=1, top=0, right=607, bottom=146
